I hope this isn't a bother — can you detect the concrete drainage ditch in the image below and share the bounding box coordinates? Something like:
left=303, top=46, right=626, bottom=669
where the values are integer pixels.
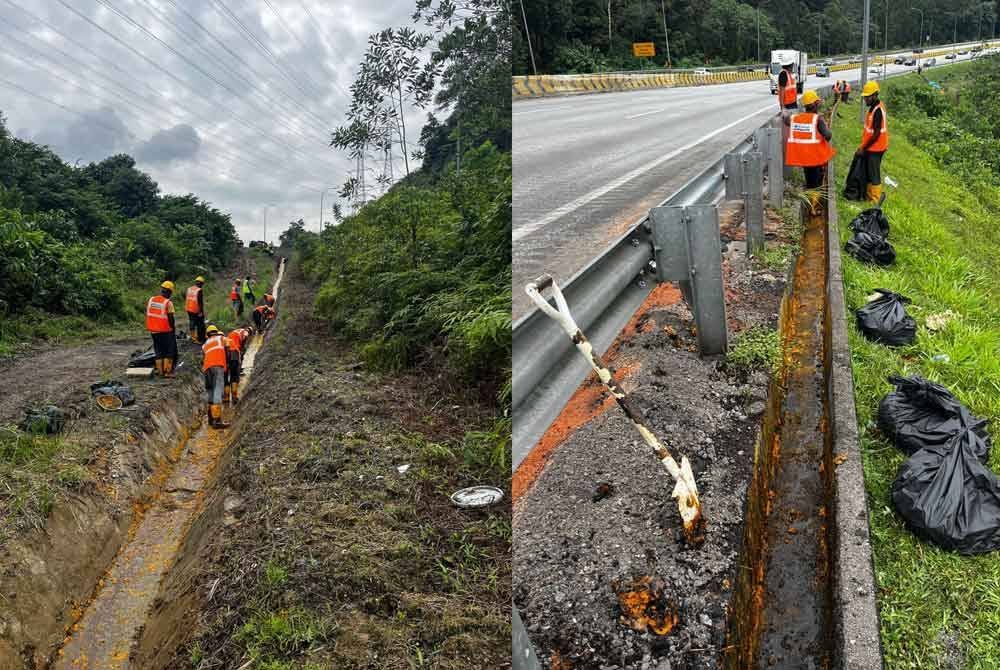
left=51, top=259, right=285, bottom=670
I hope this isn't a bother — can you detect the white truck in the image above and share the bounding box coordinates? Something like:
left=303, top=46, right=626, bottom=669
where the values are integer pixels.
left=769, top=49, right=808, bottom=95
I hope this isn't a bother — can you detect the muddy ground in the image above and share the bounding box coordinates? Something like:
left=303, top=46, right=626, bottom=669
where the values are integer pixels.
left=147, top=263, right=511, bottom=669
left=514, top=210, right=792, bottom=670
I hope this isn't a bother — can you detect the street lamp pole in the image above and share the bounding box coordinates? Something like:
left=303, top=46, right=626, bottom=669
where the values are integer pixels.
left=318, top=187, right=337, bottom=233
left=660, top=0, right=671, bottom=67
left=263, top=202, right=276, bottom=245
left=861, top=0, right=871, bottom=123
left=818, top=19, right=822, bottom=57
left=911, top=7, right=923, bottom=50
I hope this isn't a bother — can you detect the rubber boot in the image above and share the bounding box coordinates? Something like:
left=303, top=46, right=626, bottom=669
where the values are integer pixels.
left=206, top=403, right=215, bottom=427
left=209, top=404, right=229, bottom=429
left=807, top=190, right=821, bottom=216
left=162, top=358, right=175, bottom=378
left=154, top=358, right=164, bottom=377
left=189, top=329, right=197, bottom=343
left=867, top=183, right=882, bottom=204
left=230, top=383, right=239, bottom=406
left=223, top=385, right=231, bottom=403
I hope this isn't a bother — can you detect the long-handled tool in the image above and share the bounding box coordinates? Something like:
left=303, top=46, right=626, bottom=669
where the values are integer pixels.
left=525, top=274, right=706, bottom=546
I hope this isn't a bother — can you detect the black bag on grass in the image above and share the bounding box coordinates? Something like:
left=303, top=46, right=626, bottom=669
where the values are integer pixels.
left=850, top=208, right=890, bottom=238
left=878, top=375, right=991, bottom=461
left=845, top=231, right=896, bottom=266
left=892, top=419, right=1000, bottom=554
left=843, top=153, right=868, bottom=201
left=855, top=290, right=916, bottom=346
left=19, top=406, right=65, bottom=434
left=128, top=347, right=157, bottom=368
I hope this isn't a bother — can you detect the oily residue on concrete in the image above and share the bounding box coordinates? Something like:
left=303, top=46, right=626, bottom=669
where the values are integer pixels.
left=54, top=261, right=284, bottom=670
left=726, top=204, right=834, bottom=669
left=512, top=283, right=682, bottom=503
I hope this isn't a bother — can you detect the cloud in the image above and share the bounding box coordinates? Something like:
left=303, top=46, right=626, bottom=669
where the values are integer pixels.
left=135, top=124, right=201, bottom=164
left=32, top=106, right=131, bottom=164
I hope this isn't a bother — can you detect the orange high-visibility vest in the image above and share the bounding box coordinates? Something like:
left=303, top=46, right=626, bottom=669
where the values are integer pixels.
left=862, top=102, right=889, bottom=152
left=229, top=286, right=239, bottom=300
left=146, top=295, right=173, bottom=333
left=225, top=335, right=240, bottom=362
left=228, top=329, right=243, bottom=352
left=785, top=113, right=836, bottom=167
left=844, top=81, right=851, bottom=92
left=781, top=71, right=797, bottom=105
left=202, top=336, right=228, bottom=371
left=185, top=286, right=202, bottom=314
left=264, top=294, right=274, bottom=306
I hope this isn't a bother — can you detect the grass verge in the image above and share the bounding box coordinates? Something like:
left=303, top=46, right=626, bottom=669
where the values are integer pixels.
left=832, top=77, right=1000, bottom=669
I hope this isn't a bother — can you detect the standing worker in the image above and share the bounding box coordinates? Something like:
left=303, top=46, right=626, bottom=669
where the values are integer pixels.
left=841, top=80, right=851, bottom=102
left=146, top=281, right=178, bottom=378
left=241, top=274, right=256, bottom=306
left=202, top=325, right=230, bottom=428
left=832, top=80, right=842, bottom=100
left=777, top=59, right=798, bottom=111
left=857, top=81, right=889, bottom=204
left=224, top=328, right=243, bottom=405
left=230, top=279, right=243, bottom=318
left=784, top=90, right=836, bottom=208
left=185, top=276, right=206, bottom=343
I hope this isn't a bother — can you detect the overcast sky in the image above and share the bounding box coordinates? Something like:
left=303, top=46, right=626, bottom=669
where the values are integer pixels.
left=0, top=0, right=427, bottom=243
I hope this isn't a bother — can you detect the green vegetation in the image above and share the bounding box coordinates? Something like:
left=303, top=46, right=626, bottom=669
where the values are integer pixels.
left=833, top=63, right=1000, bottom=668
left=516, top=0, right=998, bottom=74
left=0, top=115, right=241, bottom=355
left=726, top=325, right=781, bottom=374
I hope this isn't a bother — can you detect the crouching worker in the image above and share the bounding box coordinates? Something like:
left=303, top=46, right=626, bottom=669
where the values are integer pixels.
left=784, top=89, right=835, bottom=210
left=146, top=280, right=177, bottom=378
left=252, top=304, right=275, bottom=332
left=202, top=325, right=230, bottom=428
left=225, top=327, right=244, bottom=404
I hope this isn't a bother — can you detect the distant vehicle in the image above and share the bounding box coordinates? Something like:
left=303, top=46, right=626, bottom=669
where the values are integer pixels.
left=769, top=49, right=808, bottom=94
left=816, top=65, right=830, bottom=77
left=693, top=67, right=710, bottom=76
left=924, top=58, right=937, bottom=67
left=945, top=53, right=957, bottom=59
left=904, top=58, right=917, bottom=66
left=893, top=56, right=905, bottom=64
left=741, top=65, right=756, bottom=72
left=823, top=59, right=835, bottom=66
left=850, top=55, right=862, bottom=63
left=958, top=50, right=969, bottom=55
left=913, top=48, right=924, bottom=54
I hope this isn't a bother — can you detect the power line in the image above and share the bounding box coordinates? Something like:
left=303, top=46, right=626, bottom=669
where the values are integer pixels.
left=261, top=0, right=337, bottom=94
left=51, top=0, right=342, bottom=173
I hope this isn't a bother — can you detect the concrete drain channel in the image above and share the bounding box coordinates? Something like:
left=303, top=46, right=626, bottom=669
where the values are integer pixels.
left=54, top=260, right=285, bottom=670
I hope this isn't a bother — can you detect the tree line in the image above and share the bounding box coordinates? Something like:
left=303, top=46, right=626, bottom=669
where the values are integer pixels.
left=0, top=117, right=239, bottom=321
left=515, top=0, right=1000, bottom=74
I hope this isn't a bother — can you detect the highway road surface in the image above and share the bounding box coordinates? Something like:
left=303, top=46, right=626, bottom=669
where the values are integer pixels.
left=512, top=51, right=978, bottom=319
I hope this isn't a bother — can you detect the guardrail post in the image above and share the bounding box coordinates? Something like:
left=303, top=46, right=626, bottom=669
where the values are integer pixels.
left=765, top=126, right=784, bottom=204
left=650, top=204, right=728, bottom=355
left=724, top=153, right=743, bottom=201
left=743, top=151, right=765, bottom=255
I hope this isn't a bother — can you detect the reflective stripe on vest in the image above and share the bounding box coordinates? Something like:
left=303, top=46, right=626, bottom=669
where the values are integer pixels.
left=202, top=336, right=228, bottom=371
left=186, top=286, right=202, bottom=314
left=862, top=102, right=889, bottom=152
left=782, top=72, right=797, bottom=105
left=785, top=113, right=836, bottom=167
left=146, top=295, right=172, bottom=333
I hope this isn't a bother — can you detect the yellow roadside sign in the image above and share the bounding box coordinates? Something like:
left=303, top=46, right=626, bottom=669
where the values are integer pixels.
left=632, top=42, right=655, bottom=58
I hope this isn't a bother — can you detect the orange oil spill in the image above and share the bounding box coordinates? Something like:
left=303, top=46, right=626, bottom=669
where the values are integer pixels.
left=54, top=262, right=284, bottom=669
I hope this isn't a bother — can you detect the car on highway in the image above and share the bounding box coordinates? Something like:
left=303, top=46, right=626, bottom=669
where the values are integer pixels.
left=693, top=67, right=710, bottom=76
left=904, top=57, right=917, bottom=66
left=894, top=56, right=906, bottom=64
left=849, top=55, right=862, bottom=63
left=945, top=53, right=957, bottom=59
left=869, top=66, right=882, bottom=74
left=959, top=49, right=969, bottom=55
left=823, top=59, right=835, bottom=66
left=924, top=58, right=937, bottom=67
left=816, top=65, right=830, bottom=77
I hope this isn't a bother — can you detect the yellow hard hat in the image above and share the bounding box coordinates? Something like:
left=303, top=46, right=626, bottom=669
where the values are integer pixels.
left=801, top=90, right=820, bottom=106
left=161, top=280, right=175, bottom=291
left=862, top=80, right=880, bottom=97
left=206, top=325, right=220, bottom=335
left=195, top=276, right=205, bottom=283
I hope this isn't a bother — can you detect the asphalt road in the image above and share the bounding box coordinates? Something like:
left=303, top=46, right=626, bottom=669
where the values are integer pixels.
left=512, top=52, right=977, bottom=319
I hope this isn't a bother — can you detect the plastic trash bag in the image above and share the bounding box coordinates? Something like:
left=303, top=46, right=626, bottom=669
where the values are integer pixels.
left=845, top=231, right=896, bottom=266
left=878, top=375, right=991, bottom=461
left=849, top=208, right=890, bottom=239
left=892, top=419, right=1000, bottom=554
left=855, top=289, right=916, bottom=346
left=19, top=406, right=65, bottom=434
left=128, top=347, right=157, bottom=368
left=843, top=153, right=868, bottom=201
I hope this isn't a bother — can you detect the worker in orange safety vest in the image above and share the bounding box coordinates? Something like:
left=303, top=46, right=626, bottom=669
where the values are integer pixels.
left=778, top=59, right=798, bottom=111
left=784, top=90, right=836, bottom=192
left=202, top=325, right=230, bottom=428
left=224, top=328, right=244, bottom=405
left=857, top=80, right=889, bottom=204
left=230, top=279, right=243, bottom=318
left=146, top=280, right=177, bottom=378
left=185, top=276, right=206, bottom=343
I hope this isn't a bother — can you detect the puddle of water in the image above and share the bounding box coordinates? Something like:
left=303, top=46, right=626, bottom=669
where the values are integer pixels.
left=54, top=261, right=285, bottom=670
left=726, top=207, right=833, bottom=669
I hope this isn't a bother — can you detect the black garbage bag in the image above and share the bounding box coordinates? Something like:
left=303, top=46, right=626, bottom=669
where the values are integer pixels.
left=850, top=208, right=890, bottom=239
left=845, top=231, right=896, bottom=266
left=843, top=153, right=868, bottom=201
left=19, top=406, right=65, bottom=434
left=128, top=347, right=157, bottom=368
left=892, top=419, right=1000, bottom=554
left=878, top=375, right=991, bottom=461
left=855, top=289, right=916, bottom=346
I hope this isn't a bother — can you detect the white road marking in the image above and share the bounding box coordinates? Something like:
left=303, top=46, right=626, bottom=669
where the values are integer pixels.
left=512, top=100, right=779, bottom=242
left=625, top=107, right=667, bottom=120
